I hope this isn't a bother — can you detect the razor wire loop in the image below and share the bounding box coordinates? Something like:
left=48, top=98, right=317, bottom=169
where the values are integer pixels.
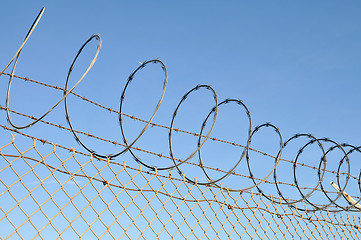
left=3, top=8, right=102, bottom=131
left=196, top=98, right=252, bottom=187
left=316, top=142, right=358, bottom=212
left=245, top=122, right=284, bottom=192
left=0, top=8, right=44, bottom=78
left=290, top=136, right=329, bottom=212
left=2, top=7, right=361, bottom=213
left=3, top=8, right=45, bottom=128
left=337, top=144, right=361, bottom=212
left=119, top=60, right=168, bottom=160
left=168, top=85, right=219, bottom=183
left=269, top=134, right=327, bottom=210
left=64, top=34, right=103, bottom=157
left=66, top=58, right=168, bottom=159
left=314, top=139, right=349, bottom=212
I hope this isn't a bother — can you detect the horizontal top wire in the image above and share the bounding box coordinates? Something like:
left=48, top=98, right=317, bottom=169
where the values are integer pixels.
left=1, top=72, right=353, bottom=180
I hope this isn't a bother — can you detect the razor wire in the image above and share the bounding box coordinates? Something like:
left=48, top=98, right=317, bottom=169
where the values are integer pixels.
left=1, top=7, right=361, bottom=213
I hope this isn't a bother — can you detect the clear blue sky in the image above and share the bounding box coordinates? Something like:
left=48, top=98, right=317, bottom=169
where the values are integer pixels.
left=1, top=1, right=361, bottom=204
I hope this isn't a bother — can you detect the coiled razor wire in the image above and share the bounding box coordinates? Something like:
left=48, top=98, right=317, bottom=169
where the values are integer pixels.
left=1, top=7, right=360, bottom=213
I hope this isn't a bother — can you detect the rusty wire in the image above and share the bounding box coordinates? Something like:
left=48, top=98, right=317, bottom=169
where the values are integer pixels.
left=0, top=134, right=360, bottom=239
left=2, top=74, right=359, bottom=183
left=1, top=7, right=361, bottom=213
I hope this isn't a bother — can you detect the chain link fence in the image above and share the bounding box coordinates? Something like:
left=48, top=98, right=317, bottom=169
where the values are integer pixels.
left=0, top=8, right=360, bottom=238
left=1, top=133, right=360, bottom=239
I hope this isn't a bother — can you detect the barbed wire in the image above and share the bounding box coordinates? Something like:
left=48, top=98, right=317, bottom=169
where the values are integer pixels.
left=3, top=73, right=360, bottom=183
left=1, top=7, right=361, bottom=213
left=0, top=122, right=323, bottom=193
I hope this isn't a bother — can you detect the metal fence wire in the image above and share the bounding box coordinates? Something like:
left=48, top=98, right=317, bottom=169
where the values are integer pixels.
left=1, top=7, right=361, bottom=240
left=0, top=133, right=360, bottom=239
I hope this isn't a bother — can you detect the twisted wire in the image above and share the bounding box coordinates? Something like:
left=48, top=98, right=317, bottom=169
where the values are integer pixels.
left=1, top=7, right=361, bottom=212
left=3, top=106, right=358, bottom=201
left=3, top=72, right=357, bottom=182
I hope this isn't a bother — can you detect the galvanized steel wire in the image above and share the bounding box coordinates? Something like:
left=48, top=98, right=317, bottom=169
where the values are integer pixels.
left=1, top=7, right=361, bottom=214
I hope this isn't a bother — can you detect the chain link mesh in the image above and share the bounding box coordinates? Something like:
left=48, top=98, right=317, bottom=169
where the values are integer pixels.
left=1, top=7, right=361, bottom=238
left=1, top=133, right=360, bottom=239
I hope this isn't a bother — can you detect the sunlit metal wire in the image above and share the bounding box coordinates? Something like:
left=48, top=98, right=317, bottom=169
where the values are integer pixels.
left=1, top=135, right=360, bottom=239
left=1, top=7, right=360, bottom=213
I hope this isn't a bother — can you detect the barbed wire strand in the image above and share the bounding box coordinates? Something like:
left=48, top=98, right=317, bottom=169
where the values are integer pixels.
left=1, top=73, right=357, bottom=181
left=1, top=7, right=360, bottom=213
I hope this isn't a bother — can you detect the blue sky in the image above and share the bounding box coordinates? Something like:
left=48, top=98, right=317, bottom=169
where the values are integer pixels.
left=1, top=1, right=361, bottom=208
left=2, top=1, right=361, bottom=138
